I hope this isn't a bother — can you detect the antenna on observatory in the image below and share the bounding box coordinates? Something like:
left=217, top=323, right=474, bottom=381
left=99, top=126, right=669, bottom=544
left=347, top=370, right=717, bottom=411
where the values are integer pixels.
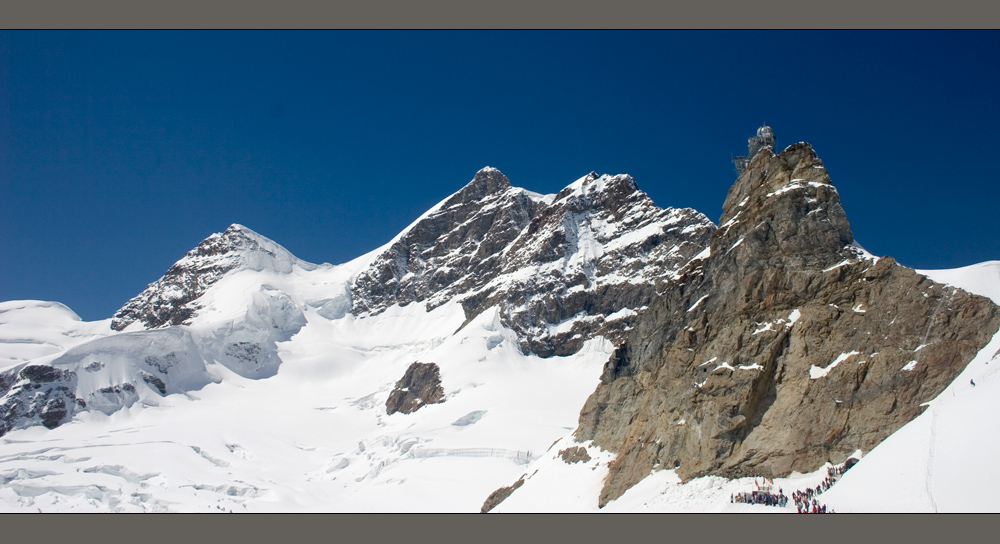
left=733, top=124, right=776, bottom=175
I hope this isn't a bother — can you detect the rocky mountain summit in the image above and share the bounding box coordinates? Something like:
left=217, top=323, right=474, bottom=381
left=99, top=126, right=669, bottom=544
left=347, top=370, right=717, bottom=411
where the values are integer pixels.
left=111, top=224, right=312, bottom=331
left=352, top=167, right=715, bottom=356
left=572, top=142, right=1000, bottom=506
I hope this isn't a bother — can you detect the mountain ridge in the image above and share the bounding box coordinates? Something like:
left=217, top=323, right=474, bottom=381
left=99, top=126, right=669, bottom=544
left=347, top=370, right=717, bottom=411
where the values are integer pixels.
left=352, top=167, right=715, bottom=356
left=1, top=167, right=714, bottom=439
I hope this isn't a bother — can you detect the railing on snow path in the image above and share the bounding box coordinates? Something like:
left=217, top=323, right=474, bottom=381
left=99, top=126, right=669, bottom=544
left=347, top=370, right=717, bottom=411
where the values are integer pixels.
left=407, top=447, right=534, bottom=465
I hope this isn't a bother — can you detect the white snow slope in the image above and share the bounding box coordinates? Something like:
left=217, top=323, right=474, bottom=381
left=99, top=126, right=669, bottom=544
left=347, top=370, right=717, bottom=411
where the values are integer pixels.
left=2, top=228, right=998, bottom=512
left=0, top=224, right=614, bottom=512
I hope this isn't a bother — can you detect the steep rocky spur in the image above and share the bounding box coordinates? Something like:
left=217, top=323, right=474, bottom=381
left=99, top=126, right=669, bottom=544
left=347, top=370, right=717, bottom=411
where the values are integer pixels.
left=574, top=143, right=1000, bottom=506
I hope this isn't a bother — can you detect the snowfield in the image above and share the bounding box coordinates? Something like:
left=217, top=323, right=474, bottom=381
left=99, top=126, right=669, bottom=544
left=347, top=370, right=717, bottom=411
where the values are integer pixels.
left=0, top=301, right=114, bottom=368
left=0, top=244, right=613, bottom=512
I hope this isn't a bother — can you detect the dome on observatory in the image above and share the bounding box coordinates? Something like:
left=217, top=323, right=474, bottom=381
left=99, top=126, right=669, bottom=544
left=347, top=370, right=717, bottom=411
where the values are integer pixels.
left=733, top=124, right=777, bottom=175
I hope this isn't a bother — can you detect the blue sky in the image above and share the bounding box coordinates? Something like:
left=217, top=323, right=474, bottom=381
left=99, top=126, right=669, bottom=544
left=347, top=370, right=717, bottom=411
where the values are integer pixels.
left=2, top=31, right=998, bottom=321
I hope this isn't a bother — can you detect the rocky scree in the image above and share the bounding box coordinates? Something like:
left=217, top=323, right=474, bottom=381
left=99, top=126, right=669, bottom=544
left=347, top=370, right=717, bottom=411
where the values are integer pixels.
left=573, top=143, right=1000, bottom=506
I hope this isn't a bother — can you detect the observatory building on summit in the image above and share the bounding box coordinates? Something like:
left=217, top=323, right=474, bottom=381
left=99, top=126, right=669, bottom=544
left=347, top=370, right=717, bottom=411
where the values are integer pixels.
left=734, top=125, right=775, bottom=174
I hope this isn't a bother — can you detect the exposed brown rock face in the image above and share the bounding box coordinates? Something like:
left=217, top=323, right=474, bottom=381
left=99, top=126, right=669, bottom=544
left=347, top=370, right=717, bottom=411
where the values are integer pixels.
left=559, top=446, right=592, bottom=464
left=575, top=143, right=1000, bottom=507
left=481, top=475, right=526, bottom=513
left=385, top=362, right=446, bottom=415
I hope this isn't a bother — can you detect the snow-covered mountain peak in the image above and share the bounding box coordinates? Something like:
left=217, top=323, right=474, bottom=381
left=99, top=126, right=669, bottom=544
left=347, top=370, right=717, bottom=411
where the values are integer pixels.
left=183, top=223, right=310, bottom=274
left=443, top=166, right=514, bottom=207
left=551, top=173, right=648, bottom=223
left=110, top=224, right=315, bottom=332
left=557, top=172, right=635, bottom=200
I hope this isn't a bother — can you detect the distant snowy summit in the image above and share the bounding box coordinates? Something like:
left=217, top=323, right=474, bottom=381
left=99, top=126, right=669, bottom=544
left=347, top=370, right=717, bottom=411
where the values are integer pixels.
left=111, top=224, right=313, bottom=332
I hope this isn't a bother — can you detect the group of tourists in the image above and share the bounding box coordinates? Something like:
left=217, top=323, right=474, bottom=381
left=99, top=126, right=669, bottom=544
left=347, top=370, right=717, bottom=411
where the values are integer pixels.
left=731, top=478, right=789, bottom=508
left=793, top=495, right=829, bottom=514
left=792, top=488, right=831, bottom=513
left=826, top=460, right=854, bottom=478
left=789, top=460, right=857, bottom=513
left=730, top=489, right=788, bottom=507
left=813, top=475, right=837, bottom=495
left=733, top=459, right=859, bottom=513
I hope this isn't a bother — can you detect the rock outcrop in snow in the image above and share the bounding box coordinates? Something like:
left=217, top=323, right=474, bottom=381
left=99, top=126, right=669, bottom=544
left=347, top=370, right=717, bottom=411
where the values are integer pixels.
left=0, top=364, right=81, bottom=436
left=480, top=474, right=526, bottom=513
left=352, top=167, right=715, bottom=356
left=385, top=362, right=446, bottom=415
left=569, top=142, right=1000, bottom=506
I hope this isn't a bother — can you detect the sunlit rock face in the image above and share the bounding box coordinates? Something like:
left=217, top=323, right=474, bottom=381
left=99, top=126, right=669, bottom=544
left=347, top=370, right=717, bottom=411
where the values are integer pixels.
left=575, top=143, right=1000, bottom=506
left=352, top=167, right=715, bottom=357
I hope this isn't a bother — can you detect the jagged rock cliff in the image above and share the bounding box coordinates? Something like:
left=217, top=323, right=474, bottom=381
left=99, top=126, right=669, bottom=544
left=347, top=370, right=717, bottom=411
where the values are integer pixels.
left=352, top=168, right=541, bottom=316
left=574, top=143, right=1000, bottom=506
left=352, top=167, right=715, bottom=356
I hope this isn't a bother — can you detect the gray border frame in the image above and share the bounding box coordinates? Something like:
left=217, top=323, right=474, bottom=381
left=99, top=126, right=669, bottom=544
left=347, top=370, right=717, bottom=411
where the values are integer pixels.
left=1, top=0, right=998, bottom=29
left=0, top=2, right=995, bottom=543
